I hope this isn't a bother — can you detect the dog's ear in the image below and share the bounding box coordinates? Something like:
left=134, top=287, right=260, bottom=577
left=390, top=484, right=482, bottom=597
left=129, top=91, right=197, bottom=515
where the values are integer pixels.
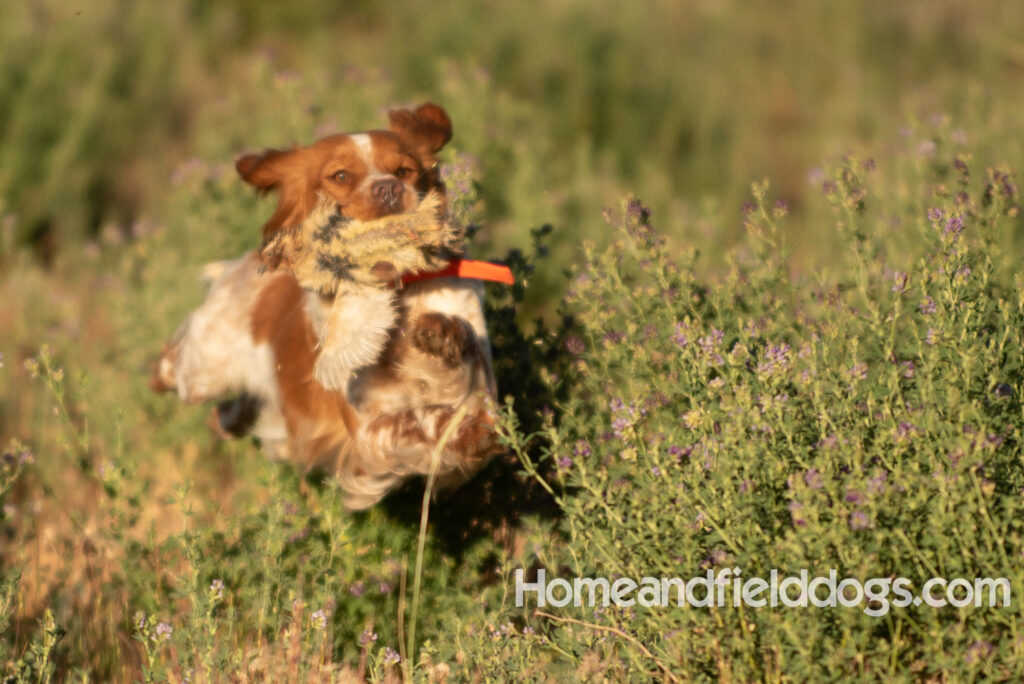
left=388, top=103, right=453, bottom=156
left=236, top=148, right=317, bottom=245
left=236, top=148, right=298, bottom=192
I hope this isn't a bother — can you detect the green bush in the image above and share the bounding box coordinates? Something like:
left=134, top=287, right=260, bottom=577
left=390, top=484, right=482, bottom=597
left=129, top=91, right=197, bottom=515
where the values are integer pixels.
left=494, top=130, right=1024, bottom=679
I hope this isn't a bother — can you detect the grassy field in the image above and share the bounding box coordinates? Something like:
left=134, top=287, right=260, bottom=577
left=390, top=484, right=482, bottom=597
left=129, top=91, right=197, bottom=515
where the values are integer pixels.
left=4, top=0, right=1024, bottom=680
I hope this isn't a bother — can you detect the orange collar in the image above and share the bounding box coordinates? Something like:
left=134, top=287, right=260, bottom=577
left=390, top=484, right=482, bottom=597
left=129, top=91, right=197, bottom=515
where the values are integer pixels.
left=400, top=258, right=514, bottom=286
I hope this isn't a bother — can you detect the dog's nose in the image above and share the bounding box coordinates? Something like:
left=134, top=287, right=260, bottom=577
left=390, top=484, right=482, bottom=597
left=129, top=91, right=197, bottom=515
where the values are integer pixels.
left=371, top=178, right=404, bottom=211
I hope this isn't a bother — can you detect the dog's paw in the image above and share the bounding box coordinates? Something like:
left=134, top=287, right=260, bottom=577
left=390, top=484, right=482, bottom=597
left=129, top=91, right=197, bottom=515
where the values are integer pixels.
left=410, top=313, right=475, bottom=367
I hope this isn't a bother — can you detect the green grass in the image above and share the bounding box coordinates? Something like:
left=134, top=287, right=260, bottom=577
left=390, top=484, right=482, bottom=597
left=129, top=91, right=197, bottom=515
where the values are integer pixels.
left=4, top=0, right=1024, bottom=681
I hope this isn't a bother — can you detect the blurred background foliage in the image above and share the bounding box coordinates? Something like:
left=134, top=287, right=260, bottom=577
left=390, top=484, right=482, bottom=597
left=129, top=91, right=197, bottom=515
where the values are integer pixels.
left=4, top=0, right=1024, bottom=275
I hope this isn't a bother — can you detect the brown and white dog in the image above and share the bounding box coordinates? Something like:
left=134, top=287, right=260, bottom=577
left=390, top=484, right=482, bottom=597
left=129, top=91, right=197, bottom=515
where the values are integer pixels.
left=152, top=104, right=502, bottom=509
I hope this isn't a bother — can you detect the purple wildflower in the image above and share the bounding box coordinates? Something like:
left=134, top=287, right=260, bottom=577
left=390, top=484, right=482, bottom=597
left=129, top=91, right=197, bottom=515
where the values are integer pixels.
left=947, top=450, right=963, bottom=470
left=965, top=641, right=994, bottom=665
left=311, top=609, right=327, bottom=630
left=382, top=646, right=401, bottom=667
left=574, top=441, right=592, bottom=458
left=927, top=207, right=944, bottom=222
left=891, top=272, right=908, bottom=293
left=349, top=581, right=365, bottom=597
left=564, top=336, right=585, bottom=354
left=788, top=500, right=807, bottom=527
left=945, top=216, right=964, bottom=235
left=895, top=422, right=917, bottom=442
left=603, top=331, right=625, bottom=345
left=359, top=630, right=378, bottom=647
left=627, top=199, right=651, bottom=220
left=844, top=490, right=865, bottom=504
left=698, top=329, right=725, bottom=366
left=672, top=322, right=690, bottom=348
left=380, top=582, right=393, bottom=594
left=741, top=201, right=756, bottom=215
left=703, top=549, right=730, bottom=568
left=668, top=445, right=692, bottom=464
left=286, top=527, right=311, bottom=544
left=611, top=416, right=631, bottom=439
left=817, top=434, right=840, bottom=450
left=804, top=469, right=824, bottom=490
left=919, top=297, right=937, bottom=315
left=557, top=455, right=573, bottom=470
left=210, top=579, right=224, bottom=600
left=758, top=342, right=792, bottom=376
left=867, top=472, right=888, bottom=495
left=901, top=361, right=915, bottom=379
left=988, top=169, right=1019, bottom=199
left=700, top=328, right=724, bottom=350
left=645, top=391, right=670, bottom=410
left=651, top=466, right=662, bottom=477
left=154, top=622, right=173, bottom=642
left=849, top=510, right=872, bottom=530
left=848, top=362, right=868, bottom=381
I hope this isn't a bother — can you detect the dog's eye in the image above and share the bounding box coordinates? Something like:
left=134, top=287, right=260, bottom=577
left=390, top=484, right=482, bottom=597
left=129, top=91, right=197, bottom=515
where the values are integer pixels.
left=332, top=170, right=349, bottom=183
left=395, top=166, right=414, bottom=180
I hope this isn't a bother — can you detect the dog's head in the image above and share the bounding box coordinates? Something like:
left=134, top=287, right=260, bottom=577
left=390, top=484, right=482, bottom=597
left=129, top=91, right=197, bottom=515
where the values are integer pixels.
left=236, top=103, right=452, bottom=250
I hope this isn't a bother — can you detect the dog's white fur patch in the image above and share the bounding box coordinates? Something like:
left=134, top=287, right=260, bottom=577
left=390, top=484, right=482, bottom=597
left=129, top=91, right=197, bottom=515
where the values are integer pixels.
left=169, top=255, right=279, bottom=405
left=350, top=134, right=373, bottom=166
left=312, top=284, right=398, bottom=391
